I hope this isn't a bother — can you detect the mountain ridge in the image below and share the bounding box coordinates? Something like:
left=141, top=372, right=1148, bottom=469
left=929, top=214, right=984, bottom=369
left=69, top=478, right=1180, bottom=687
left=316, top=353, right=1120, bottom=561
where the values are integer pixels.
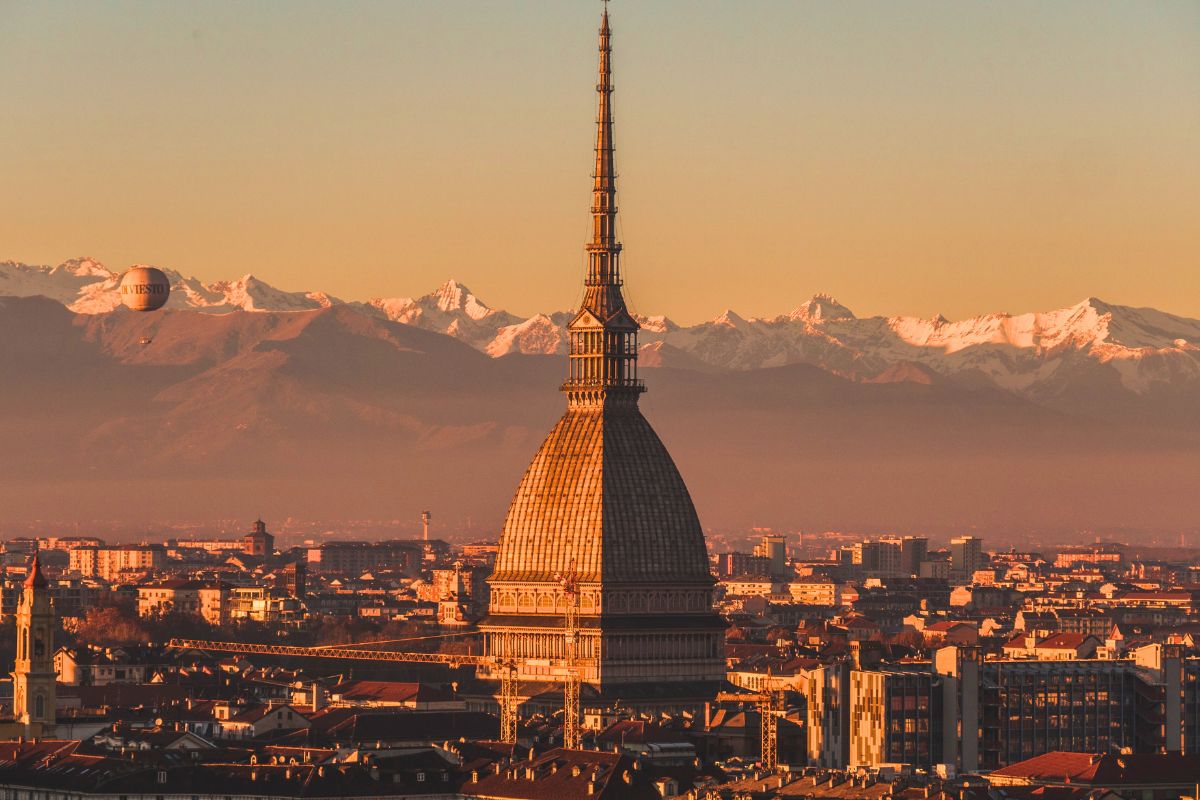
left=4, top=257, right=1198, bottom=411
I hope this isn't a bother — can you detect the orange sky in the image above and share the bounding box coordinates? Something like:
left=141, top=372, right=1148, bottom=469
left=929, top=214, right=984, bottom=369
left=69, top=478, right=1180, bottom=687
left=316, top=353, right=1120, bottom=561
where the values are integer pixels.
left=2, top=1, right=1197, bottom=324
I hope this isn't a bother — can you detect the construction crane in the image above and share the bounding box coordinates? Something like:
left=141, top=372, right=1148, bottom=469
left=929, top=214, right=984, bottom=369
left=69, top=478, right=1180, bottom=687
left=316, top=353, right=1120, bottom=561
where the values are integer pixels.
left=715, top=677, right=787, bottom=772
left=555, top=567, right=582, bottom=750
left=167, top=637, right=521, bottom=744
left=495, top=631, right=519, bottom=744
left=170, top=565, right=593, bottom=752
left=759, top=684, right=784, bottom=772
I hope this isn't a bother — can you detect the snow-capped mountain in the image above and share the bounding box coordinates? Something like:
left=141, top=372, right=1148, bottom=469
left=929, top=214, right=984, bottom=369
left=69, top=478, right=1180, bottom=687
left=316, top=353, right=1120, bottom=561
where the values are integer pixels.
left=640, top=296, right=1200, bottom=396
left=4, top=257, right=1198, bottom=403
left=366, top=279, right=531, bottom=351
left=0, top=257, right=116, bottom=306
left=1, top=258, right=341, bottom=314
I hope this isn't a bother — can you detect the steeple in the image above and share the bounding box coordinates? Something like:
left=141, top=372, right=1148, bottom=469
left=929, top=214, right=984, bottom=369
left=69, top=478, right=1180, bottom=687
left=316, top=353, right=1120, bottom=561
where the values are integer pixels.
left=14, top=553, right=56, bottom=736
left=565, top=2, right=642, bottom=407
left=24, top=553, right=47, bottom=589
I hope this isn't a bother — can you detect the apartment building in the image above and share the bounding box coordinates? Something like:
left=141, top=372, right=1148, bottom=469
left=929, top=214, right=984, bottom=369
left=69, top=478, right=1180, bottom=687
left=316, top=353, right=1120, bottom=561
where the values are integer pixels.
left=70, top=545, right=167, bottom=581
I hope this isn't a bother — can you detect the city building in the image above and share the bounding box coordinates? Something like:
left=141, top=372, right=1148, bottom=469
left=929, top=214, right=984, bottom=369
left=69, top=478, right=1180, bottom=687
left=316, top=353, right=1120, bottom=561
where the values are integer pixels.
left=137, top=579, right=228, bottom=625
left=306, top=541, right=421, bottom=576
left=718, top=551, right=772, bottom=578
left=1054, top=545, right=1124, bottom=569
left=849, top=666, right=944, bottom=769
left=70, top=544, right=167, bottom=582
left=786, top=580, right=840, bottom=607
left=479, top=7, right=725, bottom=703
left=753, top=534, right=788, bottom=578
left=949, top=536, right=985, bottom=580
left=241, top=518, right=275, bottom=557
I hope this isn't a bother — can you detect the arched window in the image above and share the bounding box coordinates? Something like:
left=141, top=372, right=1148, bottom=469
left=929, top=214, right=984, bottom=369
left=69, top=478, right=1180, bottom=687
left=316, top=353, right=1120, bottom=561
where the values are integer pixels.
left=34, top=694, right=44, bottom=720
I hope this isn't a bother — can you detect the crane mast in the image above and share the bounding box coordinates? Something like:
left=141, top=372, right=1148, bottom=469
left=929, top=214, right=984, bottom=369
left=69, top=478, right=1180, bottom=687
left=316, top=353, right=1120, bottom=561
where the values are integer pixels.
left=557, top=569, right=582, bottom=750
left=716, top=678, right=786, bottom=772
left=759, top=687, right=782, bottom=772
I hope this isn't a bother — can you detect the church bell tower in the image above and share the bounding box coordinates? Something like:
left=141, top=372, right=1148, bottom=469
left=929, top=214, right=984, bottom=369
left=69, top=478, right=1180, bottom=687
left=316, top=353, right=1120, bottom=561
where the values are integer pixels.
left=13, top=555, right=56, bottom=737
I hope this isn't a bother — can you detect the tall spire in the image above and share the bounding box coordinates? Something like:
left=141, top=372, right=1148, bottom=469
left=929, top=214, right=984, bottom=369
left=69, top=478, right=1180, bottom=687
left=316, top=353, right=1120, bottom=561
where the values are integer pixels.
left=565, top=2, right=643, bottom=406
left=592, top=3, right=617, bottom=258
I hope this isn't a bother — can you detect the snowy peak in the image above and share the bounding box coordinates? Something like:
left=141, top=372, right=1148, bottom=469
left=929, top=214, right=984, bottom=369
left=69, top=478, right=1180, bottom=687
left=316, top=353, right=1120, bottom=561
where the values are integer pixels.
left=788, top=293, right=855, bottom=323
left=51, top=257, right=115, bottom=279
left=0, top=257, right=119, bottom=307
left=876, top=297, right=1200, bottom=359
left=429, top=279, right=494, bottom=320
left=635, top=314, right=679, bottom=334
left=712, top=309, right=750, bottom=329
left=367, top=281, right=524, bottom=350
left=486, top=313, right=568, bottom=357
left=193, top=273, right=342, bottom=312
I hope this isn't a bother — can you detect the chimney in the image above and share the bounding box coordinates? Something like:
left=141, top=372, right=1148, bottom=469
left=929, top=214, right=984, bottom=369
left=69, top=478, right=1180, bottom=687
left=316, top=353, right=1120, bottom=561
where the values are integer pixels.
left=587, top=781, right=595, bottom=796
left=311, top=683, right=327, bottom=711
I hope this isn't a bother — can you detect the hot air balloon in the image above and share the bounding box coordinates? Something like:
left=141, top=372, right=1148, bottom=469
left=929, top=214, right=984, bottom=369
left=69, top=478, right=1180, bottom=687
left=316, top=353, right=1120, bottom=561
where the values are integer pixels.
left=118, top=266, right=171, bottom=312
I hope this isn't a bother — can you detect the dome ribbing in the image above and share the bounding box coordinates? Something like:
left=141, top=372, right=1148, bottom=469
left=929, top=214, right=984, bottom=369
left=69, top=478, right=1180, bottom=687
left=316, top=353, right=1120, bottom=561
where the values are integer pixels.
left=491, top=404, right=711, bottom=585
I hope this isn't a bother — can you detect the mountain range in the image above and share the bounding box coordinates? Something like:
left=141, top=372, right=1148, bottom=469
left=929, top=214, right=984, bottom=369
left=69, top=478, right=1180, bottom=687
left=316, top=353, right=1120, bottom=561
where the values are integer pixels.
left=6, top=258, right=1199, bottom=414
left=1, top=258, right=1197, bottom=535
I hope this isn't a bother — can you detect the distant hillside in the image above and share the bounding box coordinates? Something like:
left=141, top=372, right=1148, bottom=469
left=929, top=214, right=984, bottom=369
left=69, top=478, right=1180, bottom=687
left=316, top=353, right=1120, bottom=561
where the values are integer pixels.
left=0, top=294, right=1196, bottom=535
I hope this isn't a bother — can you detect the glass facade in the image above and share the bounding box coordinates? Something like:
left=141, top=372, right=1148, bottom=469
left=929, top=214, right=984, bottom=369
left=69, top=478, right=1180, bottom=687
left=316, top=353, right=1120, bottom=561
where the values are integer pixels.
left=979, top=662, right=1162, bottom=769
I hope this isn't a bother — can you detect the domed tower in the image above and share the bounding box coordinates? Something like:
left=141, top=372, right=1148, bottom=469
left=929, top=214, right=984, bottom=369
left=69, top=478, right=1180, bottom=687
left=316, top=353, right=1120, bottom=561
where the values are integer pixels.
left=480, top=5, right=725, bottom=700
left=12, top=555, right=56, bottom=737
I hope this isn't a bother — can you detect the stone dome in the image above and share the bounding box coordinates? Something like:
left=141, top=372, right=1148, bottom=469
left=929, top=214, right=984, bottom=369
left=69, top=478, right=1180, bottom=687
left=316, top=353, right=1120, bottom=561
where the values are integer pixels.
left=490, top=403, right=712, bottom=586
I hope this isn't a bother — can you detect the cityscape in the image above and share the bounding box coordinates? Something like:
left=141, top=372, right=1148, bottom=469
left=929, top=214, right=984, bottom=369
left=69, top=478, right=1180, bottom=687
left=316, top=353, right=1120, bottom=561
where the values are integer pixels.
left=1, top=2, right=1199, bottom=799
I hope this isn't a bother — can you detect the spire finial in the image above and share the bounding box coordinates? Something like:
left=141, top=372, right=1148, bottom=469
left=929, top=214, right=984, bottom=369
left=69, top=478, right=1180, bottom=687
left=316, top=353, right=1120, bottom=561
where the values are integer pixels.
left=24, top=554, right=47, bottom=589
left=562, top=0, right=643, bottom=406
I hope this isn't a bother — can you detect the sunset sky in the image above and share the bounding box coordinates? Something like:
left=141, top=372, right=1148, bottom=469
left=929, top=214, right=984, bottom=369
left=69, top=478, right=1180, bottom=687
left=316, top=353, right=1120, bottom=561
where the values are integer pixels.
left=2, top=1, right=1197, bottom=324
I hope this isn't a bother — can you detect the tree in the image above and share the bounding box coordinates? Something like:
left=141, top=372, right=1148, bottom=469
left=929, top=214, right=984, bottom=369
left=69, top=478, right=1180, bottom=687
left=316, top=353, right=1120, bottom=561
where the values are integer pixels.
left=72, top=605, right=150, bottom=647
